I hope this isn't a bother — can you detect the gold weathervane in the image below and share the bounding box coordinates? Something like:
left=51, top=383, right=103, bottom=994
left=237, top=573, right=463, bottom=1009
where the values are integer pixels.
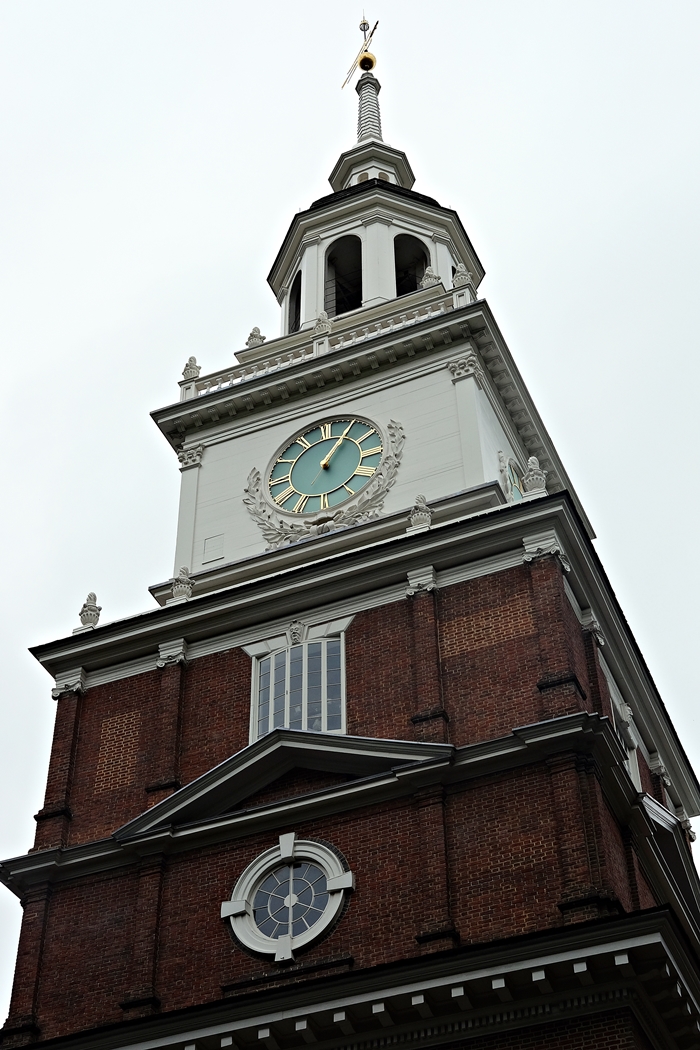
left=341, top=16, right=379, bottom=88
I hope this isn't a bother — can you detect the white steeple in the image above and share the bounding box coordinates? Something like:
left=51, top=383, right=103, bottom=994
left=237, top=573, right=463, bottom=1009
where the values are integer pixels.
left=356, top=72, right=382, bottom=142
left=264, top=42, right=484, bottom=335
left=329, top=68, right=414, bottom=191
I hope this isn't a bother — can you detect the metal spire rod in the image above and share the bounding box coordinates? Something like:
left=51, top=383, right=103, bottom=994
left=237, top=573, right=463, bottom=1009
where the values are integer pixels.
left=341, top=17, right=379, bottom=88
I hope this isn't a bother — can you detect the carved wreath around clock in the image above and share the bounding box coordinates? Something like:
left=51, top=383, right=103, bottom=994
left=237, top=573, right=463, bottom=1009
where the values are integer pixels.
left=243, top=417, right=405, bottom=549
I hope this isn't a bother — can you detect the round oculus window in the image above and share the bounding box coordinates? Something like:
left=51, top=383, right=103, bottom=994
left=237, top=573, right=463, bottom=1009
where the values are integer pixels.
left=253, top=860, right=329, bottom=939
left=221, top=833, right=354, bottom=961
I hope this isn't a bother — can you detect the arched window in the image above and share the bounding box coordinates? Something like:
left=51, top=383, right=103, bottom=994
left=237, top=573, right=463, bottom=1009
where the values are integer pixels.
left=394, top=234, right=428, bottom=297
left=288, top=271, right=302, bottom=334
left=324, top=236, right=362, bottom=317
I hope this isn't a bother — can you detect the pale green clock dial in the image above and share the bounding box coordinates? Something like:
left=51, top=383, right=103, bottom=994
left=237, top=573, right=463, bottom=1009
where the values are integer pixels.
left=268, top=419, right=383, bottom=514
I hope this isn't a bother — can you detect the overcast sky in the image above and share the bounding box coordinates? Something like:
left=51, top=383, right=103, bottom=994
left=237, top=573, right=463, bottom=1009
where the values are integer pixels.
left=2, top=0, right=700, bottom=1018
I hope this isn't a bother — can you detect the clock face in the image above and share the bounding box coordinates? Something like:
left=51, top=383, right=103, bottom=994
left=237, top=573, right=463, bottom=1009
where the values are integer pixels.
left=268, top=418, right=383, bottom=514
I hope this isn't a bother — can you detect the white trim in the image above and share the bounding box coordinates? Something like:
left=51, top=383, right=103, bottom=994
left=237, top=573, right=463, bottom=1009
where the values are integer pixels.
left=79, top=552, right=523, bottom=691
left=221, top=833, right=353, bottom=961
left=248, top=635, right=347, bottom=743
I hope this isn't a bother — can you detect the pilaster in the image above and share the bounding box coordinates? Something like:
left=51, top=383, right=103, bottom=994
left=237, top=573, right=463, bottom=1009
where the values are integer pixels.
left=361, top=216, right=395, bottom=306
left=447, top=353, right=488, bottom=489
left=1, top=885, right=50, bottom=1046
left=523, top=533, right=588, bottom=719
left=300, top=237, right=321, bottom=329
left=145, top=641, right=188, bottom=801
left=548, top=754, right=622, bottom=923
left=413, top=787, right=456, bottom=950
left=33, top=684, right=83, bottom=851
left=120, top=857, right=165, bottom=1017
left=406, top=568, right=447, bottom=743
left=173, top=445, right=204, bottom=573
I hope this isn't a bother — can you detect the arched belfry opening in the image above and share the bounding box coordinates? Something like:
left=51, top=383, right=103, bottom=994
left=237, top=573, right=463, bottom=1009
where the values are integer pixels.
left=288, top=271, right=302, bottom=334
left=324, top=236, right=363, bottom=317
left=394, top=234, right=428, bottom=297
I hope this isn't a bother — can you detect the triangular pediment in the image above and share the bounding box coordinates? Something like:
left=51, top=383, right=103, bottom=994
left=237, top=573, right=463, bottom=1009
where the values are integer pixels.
left=114, top=730, right=452, bottom=842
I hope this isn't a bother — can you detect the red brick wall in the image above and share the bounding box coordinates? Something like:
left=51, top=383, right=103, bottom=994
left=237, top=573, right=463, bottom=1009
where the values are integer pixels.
left=26, top=765, right=654, bottom=1040
left=33, top=565, right=617, bottom=848
left=15, top=558, right=665, bottom=1044
left=34, top=870, right=136, bottom=1038
left=438, top=568, right=544, bottom=744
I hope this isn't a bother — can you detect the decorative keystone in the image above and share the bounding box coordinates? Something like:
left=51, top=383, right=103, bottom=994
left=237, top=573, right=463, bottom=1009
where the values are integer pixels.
left=420, top=266, right=441, bottom=289
left=51, top=667, right=87, bottom=699
left=246, top=327, right=266, bottom=348
left=521, top=456, right=547, bottom=496
left=78, top=593, right=101, bottom=629
left=313, top=311, right=333, bottom=336
left=177, top=444, right=205, bottom=471
left=408, top=494, right=433, bottom=530
left=288, top=620, right=305, bottom=644
left=169, top=566, right=194, bottom=602
left=182, top=356, right=201, bottom=381
left=406, top=565, right=438, bottom=596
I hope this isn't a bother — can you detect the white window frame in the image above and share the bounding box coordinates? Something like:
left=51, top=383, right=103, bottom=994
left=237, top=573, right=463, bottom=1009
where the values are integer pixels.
left=243, top=617, right=352, bottom=744
left=221, top=832, right=354, bottom=961
left=598, top=652, right=643, bottom=792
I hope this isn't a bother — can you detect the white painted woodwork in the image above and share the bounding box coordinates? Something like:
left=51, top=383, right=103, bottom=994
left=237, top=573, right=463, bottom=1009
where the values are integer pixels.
left=173, top=350, right=521, bottom=575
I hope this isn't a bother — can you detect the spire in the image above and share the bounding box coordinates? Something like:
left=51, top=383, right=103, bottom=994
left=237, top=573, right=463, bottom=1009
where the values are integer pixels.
left=329, top=18, right=414, bottom=192
left=356, top=72, right=382, bottom=142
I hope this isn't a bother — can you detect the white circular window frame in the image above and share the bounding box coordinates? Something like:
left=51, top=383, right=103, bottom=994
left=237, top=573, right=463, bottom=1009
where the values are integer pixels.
left=220, top=832, right=354, bottom=961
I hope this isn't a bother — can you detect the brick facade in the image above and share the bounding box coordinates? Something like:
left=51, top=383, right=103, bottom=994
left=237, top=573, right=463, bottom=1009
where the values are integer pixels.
left=3, top=559, right=676, bottom=1048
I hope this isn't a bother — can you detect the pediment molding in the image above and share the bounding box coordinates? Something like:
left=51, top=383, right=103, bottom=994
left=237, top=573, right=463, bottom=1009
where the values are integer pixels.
left=115, top=731, right=453, bottom=842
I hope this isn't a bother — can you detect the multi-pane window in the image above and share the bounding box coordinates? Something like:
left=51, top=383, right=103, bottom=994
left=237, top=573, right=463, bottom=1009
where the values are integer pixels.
left=254, top=638, right=344, bottom=740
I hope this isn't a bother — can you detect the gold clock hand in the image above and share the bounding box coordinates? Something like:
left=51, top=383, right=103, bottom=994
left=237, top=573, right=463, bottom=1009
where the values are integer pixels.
left=320, top=420, right=355, bottom=470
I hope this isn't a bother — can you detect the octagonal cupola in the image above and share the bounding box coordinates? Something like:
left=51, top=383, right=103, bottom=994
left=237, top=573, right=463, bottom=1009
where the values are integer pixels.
left=267, top=65, right=484, bottom=336
left=328, top=73, right=415, bottom=191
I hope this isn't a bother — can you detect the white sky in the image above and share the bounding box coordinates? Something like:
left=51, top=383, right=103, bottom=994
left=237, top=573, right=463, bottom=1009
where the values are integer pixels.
left=2, top=0, right=700, bottom=1019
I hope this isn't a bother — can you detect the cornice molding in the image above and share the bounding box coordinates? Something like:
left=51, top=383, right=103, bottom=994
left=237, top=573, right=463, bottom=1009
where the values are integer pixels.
left=159, top=297, right=580, bottom=532
left=6, top=911, right=698, bottom=1050
left=29, top=494, right=700, bottom=818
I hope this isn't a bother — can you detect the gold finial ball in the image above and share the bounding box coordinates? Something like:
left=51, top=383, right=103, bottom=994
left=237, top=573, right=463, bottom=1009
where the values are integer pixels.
left=359, top=51, right=376, bottom=72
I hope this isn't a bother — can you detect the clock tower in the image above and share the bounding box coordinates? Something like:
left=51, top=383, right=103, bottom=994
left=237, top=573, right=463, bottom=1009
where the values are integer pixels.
left=3, top=40, right=700, bottom=1050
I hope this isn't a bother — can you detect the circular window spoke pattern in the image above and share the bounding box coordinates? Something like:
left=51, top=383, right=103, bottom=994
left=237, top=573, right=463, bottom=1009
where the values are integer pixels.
left=222, top=835, right=354, bottom=961
left=253, top=862, right=329, bottom=939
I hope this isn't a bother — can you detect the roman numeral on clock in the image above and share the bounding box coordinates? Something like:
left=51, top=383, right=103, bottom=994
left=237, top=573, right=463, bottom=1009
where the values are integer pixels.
left=354, top=465, right=376, bottom=477
left=273, top=486, right=296, bottom=505
left=361, top=446, right=382, bottom=458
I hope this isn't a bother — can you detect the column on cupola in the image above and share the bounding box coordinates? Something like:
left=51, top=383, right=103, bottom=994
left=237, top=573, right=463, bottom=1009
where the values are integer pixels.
left=298, top=236, right=321, bottom=329
left=432, top=234, right=456, bottom=289
left=356, top=72, right=382, bottom=142
left=361, top=216, right=396, bottom=306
